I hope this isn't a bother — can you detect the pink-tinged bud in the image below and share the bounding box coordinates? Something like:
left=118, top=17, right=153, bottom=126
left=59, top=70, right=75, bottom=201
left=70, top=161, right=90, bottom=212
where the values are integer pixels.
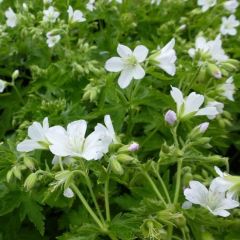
left=198, top=122, right=209, bottom=133
left=165, top=110, right=177, bottom=125
left=128, top=142, right=139, bottom=152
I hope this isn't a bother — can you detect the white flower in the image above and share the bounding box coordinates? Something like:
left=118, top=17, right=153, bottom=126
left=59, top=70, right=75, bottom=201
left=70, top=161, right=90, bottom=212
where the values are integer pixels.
left=46, top=119, right=112, bottom=160
left=86, top=0, right=96, bottom=11
left=46, top=32, right=61, bottom=48
left=5, top=8, right=17, bottom=28
left=105, top=44, right=149, bottom=88
left=220, top=15, right=240, bottom=36
left=17, top=118, right=50, bottom=152
left=184, top=180, right=239, bottom=217
left=67, top=6, right=86, bottom=23
left=170, top=86, right=218, bottom=119
left=206, top=101, right=224, bottom=119
left=207, top=35, right=229, bottom=62
left=63, top=187, right=74, bottom=198
left=0, top=80, right=7, bottom=93
left=213, top=166, right=240, bottom=198
left=151, top=0, right=161, bottom=5
left=219, top=76, right=235, bottom=101
left=189, top=35, right=228, bottom=63
left=52, top=155, right=73, bottom=165
left=43, top=6, right=60, bottom=23
left=152, top=38, right=177, bottom=76
left=197, top=0, right=216, bottom=12
left=224, top=0, right=239, bottom=13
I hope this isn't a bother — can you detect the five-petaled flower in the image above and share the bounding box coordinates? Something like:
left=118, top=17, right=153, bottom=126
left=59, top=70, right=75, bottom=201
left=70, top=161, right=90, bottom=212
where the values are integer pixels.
left=46, top=32, right=61, bottom=48
left=151, top=38, right=177, bottom=76
left=197, top=0, right=216, bottom=12
left=184, top=180, right=239, bottom=217
left=218, top=76, right=235, bottom=101
left=170, top=86, right=218, bottom=119
left=43, top=6, right=60, bottom=23
left=67, top=6, right=86, bottom=23
left=105, top=44, right=149, bottom=89
left=220, top=15, right=240, bottom=36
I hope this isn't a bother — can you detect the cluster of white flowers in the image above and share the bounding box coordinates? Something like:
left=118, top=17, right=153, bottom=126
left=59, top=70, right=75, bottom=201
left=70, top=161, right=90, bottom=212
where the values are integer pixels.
left=17, top=115, right=116, bottom=161
left=105, top=39, right=177, bottom=88
left=184, top=166, right=240, bottom=217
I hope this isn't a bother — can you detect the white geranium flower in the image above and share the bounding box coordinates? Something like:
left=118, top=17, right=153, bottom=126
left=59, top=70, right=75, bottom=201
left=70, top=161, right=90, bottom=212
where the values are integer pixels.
left=152, top=38, right=177, bottom=76
left=206, top=101, right=224, bottom=119
left=5, top=8, right=17, bottom=28
left=197, top=0, right=216, bottom=12
left=86, top=0, right=96, bottom=11
left=151, top=0, right=161, bottom=4
left=189, top=35, right=228, bottom=63
left=105, top=44, right=149, bottom=88
left=0, top=80, right=7, bottom=93
left=67, top=6, right=86, bottom=23
left=46, top=32, right=61, bottom=48
left=224, top=0, right=239, bottom=13
left=219, top=76, right=235, bottom=101
left=17, top=118, right=50, bottom=152
left=63, top=187, right=74, bottom=198
left=170, top=86, right=218, bottom=119
left=213, top=166, right=240, bottom=198
left=46, top=120, right=112, bottom=160
left=43, top=6, right=60, bottom=23
left=220, top=15, right=240, bottom=36
left=184, top=180, right=239, bottom=217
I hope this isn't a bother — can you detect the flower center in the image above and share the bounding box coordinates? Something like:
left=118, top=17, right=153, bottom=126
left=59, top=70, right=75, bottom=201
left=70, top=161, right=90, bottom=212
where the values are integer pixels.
left=125, top=55, right=138, bottom=67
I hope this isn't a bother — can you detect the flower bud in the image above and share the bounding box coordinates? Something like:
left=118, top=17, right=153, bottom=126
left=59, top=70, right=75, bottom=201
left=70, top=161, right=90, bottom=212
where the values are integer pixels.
left=63, top=187, right=74, bottom=198
left=110, top=157, right=124, bottom=175
left=128, top=142, right=139, bottom=152
left=198, top=122, right=209, bottom=133
left=24, top=173, right=37, bottom=190
left=117, top=154, right=137, bottom=164
left=0, top=80, right=7, bottom=93
left=12, top=70, right=19, bottom=80
left=12, top=165, right=22, bottom=180
left=207, top=63, right=222, bottom=79
left=164, top=110, right=177, bottom=125
left=24, top=156, right=35, bottom=170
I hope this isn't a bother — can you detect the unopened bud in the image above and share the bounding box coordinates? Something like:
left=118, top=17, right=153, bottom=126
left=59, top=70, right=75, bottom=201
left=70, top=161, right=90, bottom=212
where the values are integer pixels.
left=0, top=80, right=7, bottom=93
left=12, top=165, right=22, bottom=180
left=165, top=110, right=177, bottom=125
left=117, top=154, right=136, bottom=164
left=110, top=157, right=124, bottom=175
left=12, top=70, right=19, bottom=80
left=24, top=157, right=35, bottom=170
left=198, top=122, right=209, bottom=133
left=63, top=187, right=74, bottom=198
left=24, top=173, right=37, bottom=190
left=128, top=142, right=139, bottom=152
left=207, top=63, right=222, bottom=79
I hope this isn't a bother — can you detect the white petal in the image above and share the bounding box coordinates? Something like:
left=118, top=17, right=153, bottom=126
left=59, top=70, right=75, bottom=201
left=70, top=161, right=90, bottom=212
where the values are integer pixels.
left=170, top=87, right=184, bottom=111
left=212, top=209, right=230, bottom=217
left=159, top=63, right=176, bottom=76
left=67, top=120, right=87, bottom=141
left=184, top=92, right=204, bottom=115
left=195, top=107, right=218, bottom=116
left=161, top=38, right=175, bottom=53
left=63, top=187, right=74, bottom=198
left=17, top=140, right=43, bottom=152
left=28, top=122, right=45, bottom=140
left=117, top=44, right=132, bottom=58
left=117, top=68, right=134, bottom=89
left=133, top=45, right=149, bottom=63
left=133, top=64, right=145, bottom=79
left=104, top=115, right=116, bottom=142
left=105, top=57, right=124, bottom=72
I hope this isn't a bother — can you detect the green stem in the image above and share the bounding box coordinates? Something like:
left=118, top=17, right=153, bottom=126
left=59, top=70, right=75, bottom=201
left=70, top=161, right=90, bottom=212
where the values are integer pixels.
left=71, top=184, right=106, bottom=231
left=167, top=225, right=173, bottom=240
left=153, top=167, right=171, bottom=204
left=58, top=157, right=64, bottom=171
left=105, top=166, right=111, bottom=222
left=141, top=170, right=168, bottom=208
left=173, top=158, right=183, bottom=205
left=12, top=85, right=24, bottom=104
left=84, top=174, right=105, bottom=224
left=171, top=124, right=179, bottom=149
